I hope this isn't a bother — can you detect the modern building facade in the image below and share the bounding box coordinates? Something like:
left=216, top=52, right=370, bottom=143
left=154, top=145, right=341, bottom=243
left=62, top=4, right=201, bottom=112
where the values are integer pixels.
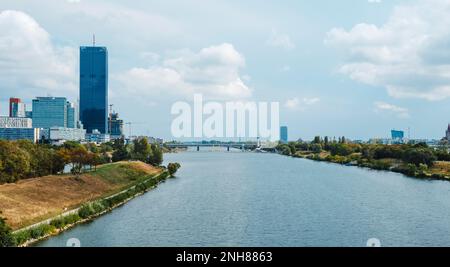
left=9, top=98, right=26, bottom=118
left=280, top=126, right=288, bottom=144
left=446, top=124, right=450, bottom=141
left=391, top=130, right=405, bottom=141
left=0, top=128, right=41, bottom=143
left=25, top=111, right=32, bottom=119
left=0, top=117, right=32, bottom=128
left=32, top=97, right=68, bottom=128
left=48, top=127, right=86, bottom=142
left=86, top=129, right=110, bottom=143
left=108, top=112, right=124, bottom=140
left=80, top=46, right=108, bottom=134
left=67, top=102, right=76, bottom=129
left=32, top=97, right=79, bottom=130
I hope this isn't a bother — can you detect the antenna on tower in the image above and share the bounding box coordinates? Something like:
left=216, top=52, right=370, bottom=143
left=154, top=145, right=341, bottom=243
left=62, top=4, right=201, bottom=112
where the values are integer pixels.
left=93, top=34, right=96, bottom=47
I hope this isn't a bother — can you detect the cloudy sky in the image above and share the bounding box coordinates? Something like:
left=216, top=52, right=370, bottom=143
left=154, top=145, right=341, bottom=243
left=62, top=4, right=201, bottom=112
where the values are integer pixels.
left=0, top=0, right=449, bottom=140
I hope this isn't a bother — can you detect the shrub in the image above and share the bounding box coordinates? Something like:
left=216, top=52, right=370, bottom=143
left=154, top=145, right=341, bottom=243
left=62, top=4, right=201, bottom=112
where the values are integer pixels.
left=63, top=214, right=81, bottom=225
left=29, top=224, right=55, bottom=240
left=50, top=218, right=65, bottom=229
left=0, top=217, right=16, bottom=247
left=78, top=204, right=95, bottom=219
left=168, top=163, right=181, bottom=177
left=13, top=230, right=30, bottom=246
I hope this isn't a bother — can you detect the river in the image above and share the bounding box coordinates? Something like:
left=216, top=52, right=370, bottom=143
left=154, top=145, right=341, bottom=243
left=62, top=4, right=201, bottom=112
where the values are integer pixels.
left=36, top=150, right=450, bottom=247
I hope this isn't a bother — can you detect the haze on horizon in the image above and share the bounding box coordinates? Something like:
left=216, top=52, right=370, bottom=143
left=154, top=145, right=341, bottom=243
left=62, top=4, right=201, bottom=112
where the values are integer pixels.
left=0, top=0, right=449, bottom=141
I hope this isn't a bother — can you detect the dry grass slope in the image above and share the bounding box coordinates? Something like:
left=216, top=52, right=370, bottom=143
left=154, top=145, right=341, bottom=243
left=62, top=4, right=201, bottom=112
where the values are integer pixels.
left=0, top=161, right=162, bottom=230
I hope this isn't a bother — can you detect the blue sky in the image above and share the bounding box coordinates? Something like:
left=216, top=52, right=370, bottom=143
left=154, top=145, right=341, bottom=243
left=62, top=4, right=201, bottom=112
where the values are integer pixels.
left=0, top=0, right=449, bottom=140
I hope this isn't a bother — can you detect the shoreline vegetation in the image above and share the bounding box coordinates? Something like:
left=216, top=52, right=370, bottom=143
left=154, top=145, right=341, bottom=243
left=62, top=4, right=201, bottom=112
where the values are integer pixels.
left=0, top=138, right=181, bottom=247
left=0, top=161, right=169, bottom=247
left=276, top=137, right=450, bottom=181
left=15, top=169, right=170, bottom=247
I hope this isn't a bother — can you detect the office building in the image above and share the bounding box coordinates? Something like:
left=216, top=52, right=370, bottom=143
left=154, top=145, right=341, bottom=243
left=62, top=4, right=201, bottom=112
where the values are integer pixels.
left=280, top=126, right=288, bottom=144
left=0, top=128, right=41, bottom=143
left=0, top=116, right=32, bottom=128
left=32, top=97, right=79, bottom=130
left=67, top=102, right=76, bottom=129
left=86, top=129, right=110, bottom=144
left=9, top=98, right=26, bottom=118
left=48, top=127, right=86, bottom=143
left=391, top=130, right=405, bottom=141
left=80, top=46, right=108, bottom=134
left=32, top=97, right=68, bottom=128
left=108, top=112, right=124, bottom=140
left=446, top=124, right=450, bottom=141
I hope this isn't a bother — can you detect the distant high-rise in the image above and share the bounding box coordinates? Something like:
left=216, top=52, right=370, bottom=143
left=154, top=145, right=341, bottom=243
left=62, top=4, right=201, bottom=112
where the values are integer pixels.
left=391, top=130, right=405, bottom=140
left=67, top=102, right=76, bottom=129
left=80, top=45, right=108, bottom=134
left=108, top=112, right=124, bottom=140
left=9, top=98, right=26, bottom=118
left=446, top=124, right=450, bottom=141
left=280, top=126, right=288, bottom=144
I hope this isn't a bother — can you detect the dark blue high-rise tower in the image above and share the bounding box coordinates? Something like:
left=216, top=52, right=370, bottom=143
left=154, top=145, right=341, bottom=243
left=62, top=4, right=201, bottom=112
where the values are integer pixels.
left=80, top=46, right=108, bottom=134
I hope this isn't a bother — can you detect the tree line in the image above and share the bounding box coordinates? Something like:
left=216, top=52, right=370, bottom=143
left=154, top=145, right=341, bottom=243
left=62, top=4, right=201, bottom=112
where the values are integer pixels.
left=277, top=136, right=449, bottom=169
left=111, top=137, right=163, bottom=166
left=0, top=137, right=166, bottom=184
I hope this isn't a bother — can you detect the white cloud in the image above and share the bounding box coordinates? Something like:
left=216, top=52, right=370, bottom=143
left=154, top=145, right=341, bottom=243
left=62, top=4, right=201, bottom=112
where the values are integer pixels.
left=374, top=101, right=409, bottom=118
left=368, top=0, right=382, bottom=3
left=266, top=29, right=295, bottom=50
left=0, top=10, right=77, bottom=101
left=116, top=43, right=252, bottom=100
left=285, top=97, right=320, bottom=111
left=326, top=0, right=450, bottom=101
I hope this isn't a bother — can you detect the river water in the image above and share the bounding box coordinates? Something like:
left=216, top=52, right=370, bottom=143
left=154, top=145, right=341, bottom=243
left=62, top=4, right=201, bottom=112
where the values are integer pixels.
left=36, top=150, right=450, bottom=247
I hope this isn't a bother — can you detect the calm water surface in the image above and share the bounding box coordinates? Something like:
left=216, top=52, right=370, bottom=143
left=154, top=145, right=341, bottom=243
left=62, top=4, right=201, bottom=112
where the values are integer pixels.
left=36, top=151, right=450, bottom=247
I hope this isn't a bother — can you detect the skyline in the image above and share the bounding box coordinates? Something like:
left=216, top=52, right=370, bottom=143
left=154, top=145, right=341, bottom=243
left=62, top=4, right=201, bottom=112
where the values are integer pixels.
left=0, top=0, right=449, bottom=140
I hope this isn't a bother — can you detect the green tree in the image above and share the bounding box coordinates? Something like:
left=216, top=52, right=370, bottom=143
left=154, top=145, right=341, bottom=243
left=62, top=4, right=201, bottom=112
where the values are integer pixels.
left=311, top=143, right=322, bottom=154
left=0, top=141, right=31, bottom=183
left=91, top=153, right=102, bottom=171
left=403, top=148, right=437, bottom=167
left=0, top=216, right=16, bottom=247
left=313, top=136, right=322, bottom=144
left=167, top=163, right=181, bottom=177
left=324, top=136, right=330, bottom=150
left=132, top=138, right=152, bottom=162
left=112, top=138, right=130, bottom=162
left=69, top=146, right=89, bottom=175
left=150, top=144, right=163, bottom=166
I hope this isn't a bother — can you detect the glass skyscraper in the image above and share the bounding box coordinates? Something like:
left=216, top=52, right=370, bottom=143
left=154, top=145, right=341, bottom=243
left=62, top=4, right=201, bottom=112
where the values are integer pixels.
left=80, top=46, right=108, bottom=134
left=280, top=126, right=288, bottom=144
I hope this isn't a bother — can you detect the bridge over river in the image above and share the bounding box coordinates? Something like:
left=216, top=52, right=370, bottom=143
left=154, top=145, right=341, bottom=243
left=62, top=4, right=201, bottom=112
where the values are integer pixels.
left=165, top=142, right=267, bottom=151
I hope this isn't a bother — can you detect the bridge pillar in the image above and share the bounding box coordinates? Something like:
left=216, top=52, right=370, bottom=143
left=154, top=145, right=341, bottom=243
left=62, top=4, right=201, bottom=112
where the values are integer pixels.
left=197, top=146, right=200, bottom=151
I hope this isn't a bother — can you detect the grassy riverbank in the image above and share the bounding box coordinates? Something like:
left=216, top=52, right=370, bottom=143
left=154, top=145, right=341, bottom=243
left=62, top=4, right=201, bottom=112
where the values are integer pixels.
left=278, top=139, right=450, bottom=180
left=0, top=161, right=164, bottom=231
left=292, top=151, right=450, bottom=180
